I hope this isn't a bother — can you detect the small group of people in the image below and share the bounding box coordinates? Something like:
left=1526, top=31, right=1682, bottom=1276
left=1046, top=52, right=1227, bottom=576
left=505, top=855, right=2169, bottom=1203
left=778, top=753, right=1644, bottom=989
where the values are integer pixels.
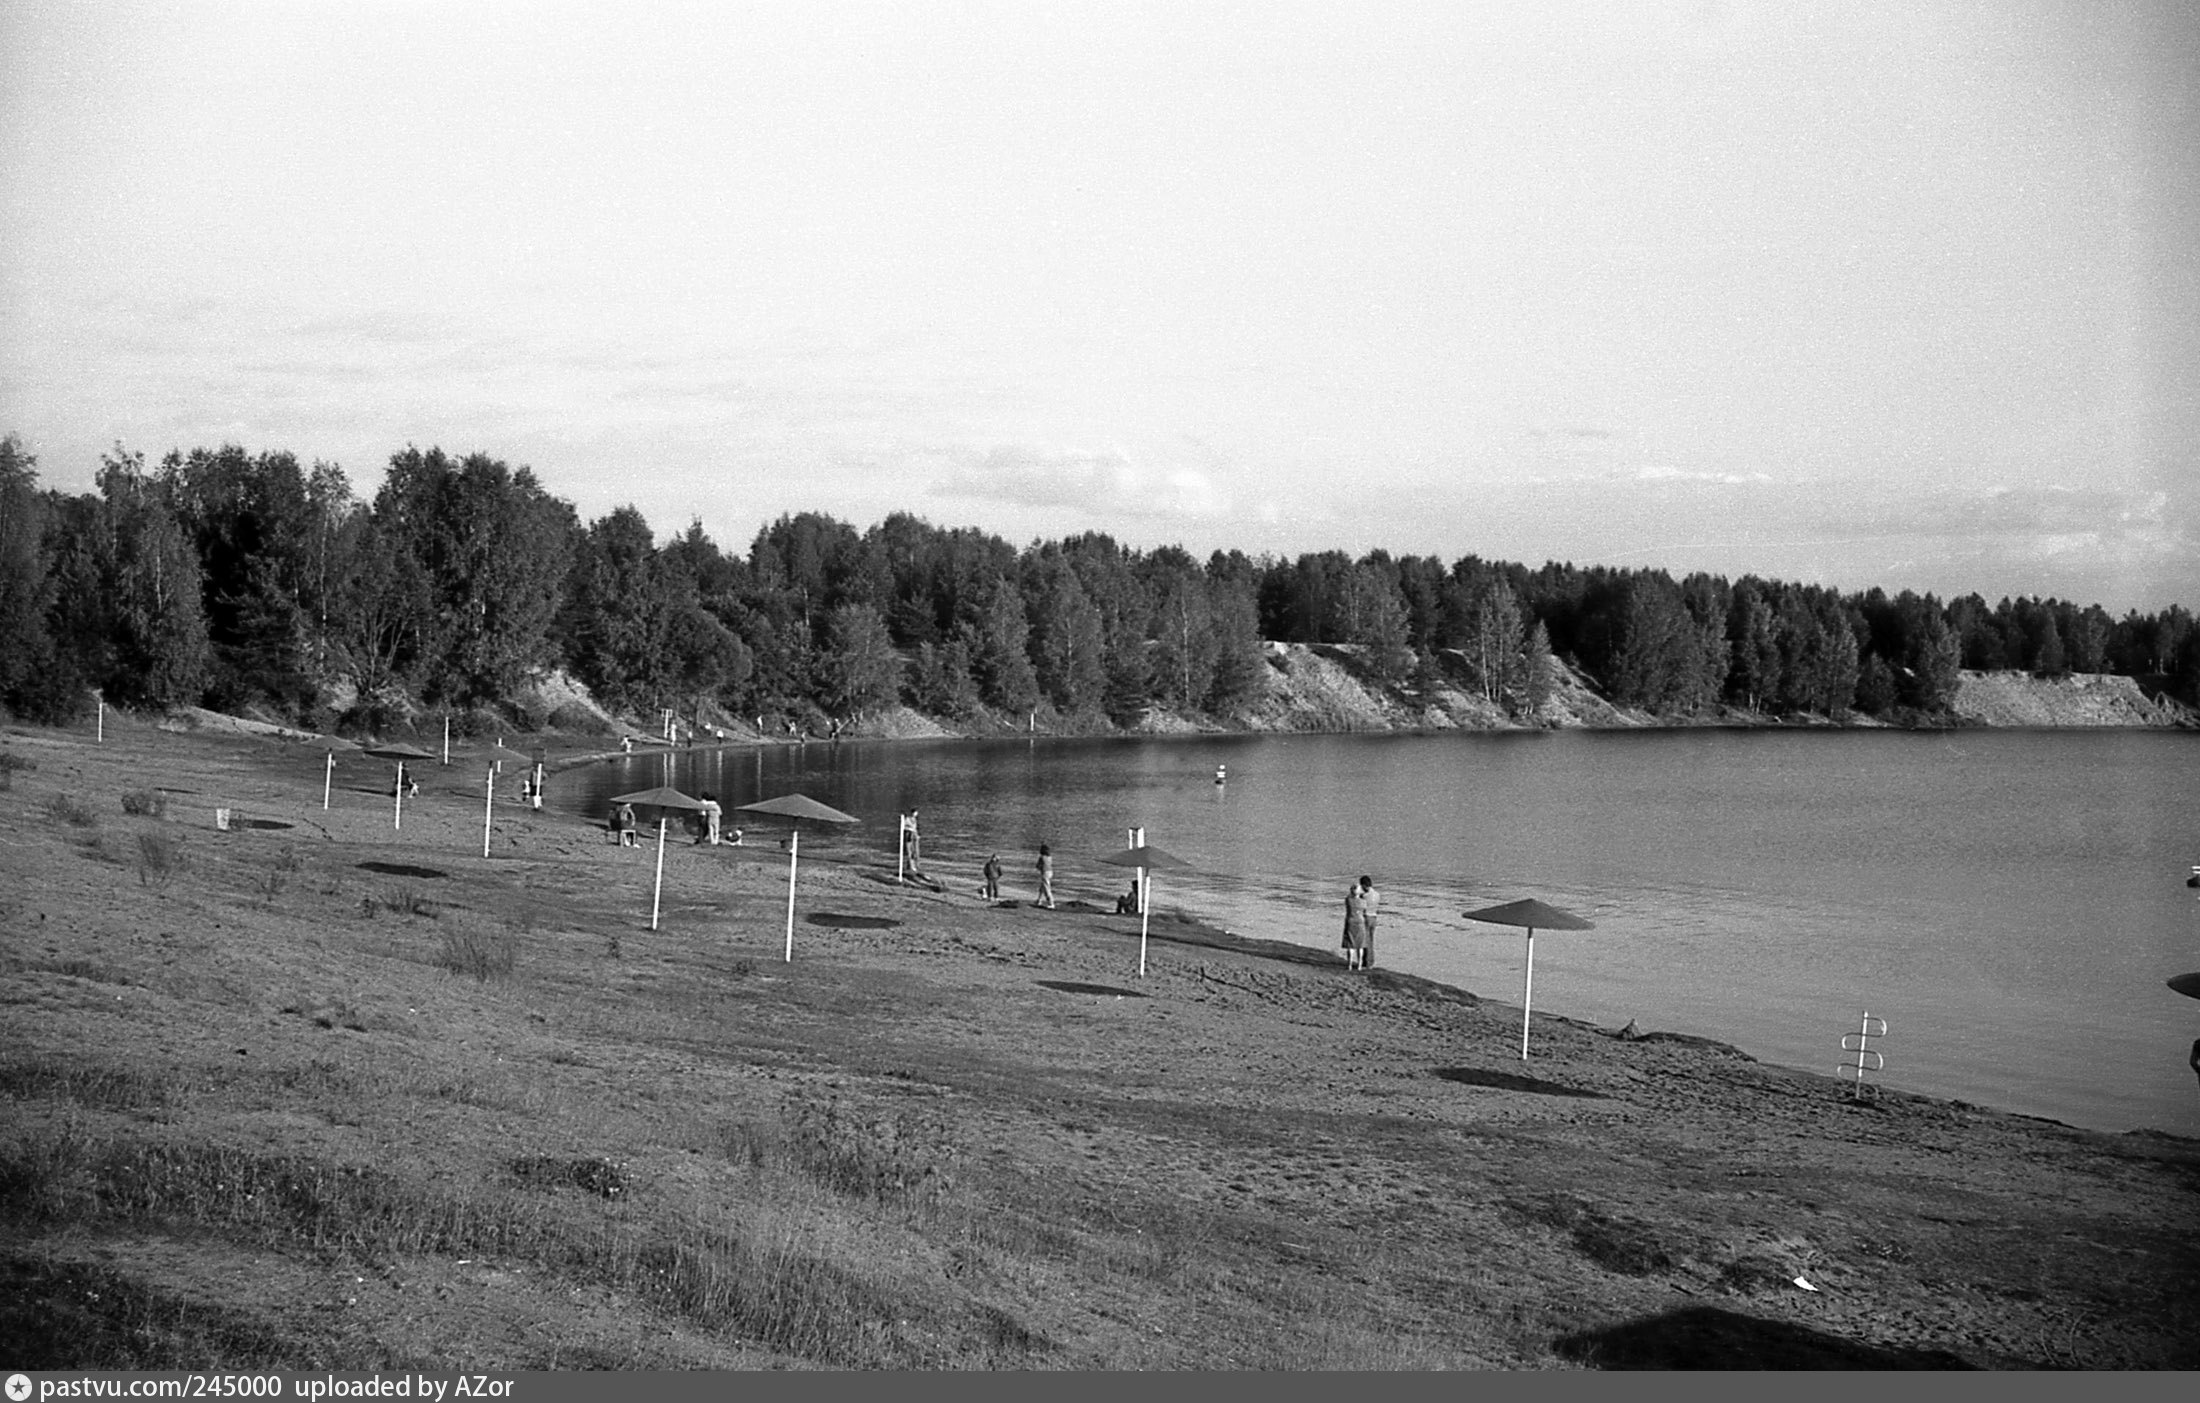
left=977, top=846, right=1054, bottom=907
left=1341, top=874, right=1381, bottom=970
left=692, top=791, right=727, bottom=846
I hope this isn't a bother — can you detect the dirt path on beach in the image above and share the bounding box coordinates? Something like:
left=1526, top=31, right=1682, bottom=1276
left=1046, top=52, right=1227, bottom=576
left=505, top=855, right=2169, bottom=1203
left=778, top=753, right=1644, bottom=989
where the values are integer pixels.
left=3, top=716, right=2196, bottom=1369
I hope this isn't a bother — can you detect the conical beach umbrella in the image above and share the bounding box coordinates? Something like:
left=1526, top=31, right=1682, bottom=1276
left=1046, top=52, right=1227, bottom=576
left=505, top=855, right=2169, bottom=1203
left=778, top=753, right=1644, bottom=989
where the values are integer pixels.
left=610, top=785, right=710, bottom=930
left=1101, top=843, right=1193, bottom=978
left=363, top=743, right=435, bottom=830
left=734, top=793, right=860, bottom=961
left=1463, top=897, right=1596, bottom=1060
left=2169, top=972, right=2200, bottom=1000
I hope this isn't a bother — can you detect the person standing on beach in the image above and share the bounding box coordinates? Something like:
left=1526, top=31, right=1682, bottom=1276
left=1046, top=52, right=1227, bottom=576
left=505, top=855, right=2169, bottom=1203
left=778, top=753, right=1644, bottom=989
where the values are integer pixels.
left=982, top=853, right=1003, bottom=901
left=1342, top=880, right=1368, bottom=970
left=1359, top=876, right=1381, bottom=970
left=1036, top=844, right=1056, bottom=909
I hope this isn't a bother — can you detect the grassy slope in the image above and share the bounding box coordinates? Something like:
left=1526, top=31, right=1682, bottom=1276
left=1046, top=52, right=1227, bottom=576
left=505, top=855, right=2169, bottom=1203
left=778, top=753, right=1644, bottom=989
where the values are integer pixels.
left=2, top=715, right=2196, bottom=1370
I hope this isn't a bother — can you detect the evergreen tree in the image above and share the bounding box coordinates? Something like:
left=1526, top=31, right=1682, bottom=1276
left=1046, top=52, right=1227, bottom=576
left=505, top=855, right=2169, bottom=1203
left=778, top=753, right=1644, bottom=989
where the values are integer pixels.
left=1203, top=570, right=1266, bottom=713
left=821, top=601, right=902, bottom=716
left=94, top=447, right=213, bottom=709
left=0, top=435, right=76, bottom=720
left=1024, top=549, right=1108, bottom=713
left=963, top=579, right=1039, bottom=713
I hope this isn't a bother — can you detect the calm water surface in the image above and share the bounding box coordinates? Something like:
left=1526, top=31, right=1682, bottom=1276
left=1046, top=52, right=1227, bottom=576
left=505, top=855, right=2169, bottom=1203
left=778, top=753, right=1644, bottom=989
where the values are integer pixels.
left=554, top=729, right=2200, bottom=1137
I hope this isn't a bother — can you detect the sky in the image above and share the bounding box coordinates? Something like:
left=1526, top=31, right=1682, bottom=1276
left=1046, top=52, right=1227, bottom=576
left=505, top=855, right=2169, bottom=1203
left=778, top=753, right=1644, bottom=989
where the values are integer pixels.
left=3, top=1, right=2196, bottom=613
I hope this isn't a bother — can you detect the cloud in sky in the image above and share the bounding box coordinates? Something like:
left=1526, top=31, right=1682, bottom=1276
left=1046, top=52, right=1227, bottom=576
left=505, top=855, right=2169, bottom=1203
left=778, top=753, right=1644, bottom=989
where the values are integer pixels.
left=931, top=444, right=1230, bottom=522
left=1, top=2, right=2195, bottom=611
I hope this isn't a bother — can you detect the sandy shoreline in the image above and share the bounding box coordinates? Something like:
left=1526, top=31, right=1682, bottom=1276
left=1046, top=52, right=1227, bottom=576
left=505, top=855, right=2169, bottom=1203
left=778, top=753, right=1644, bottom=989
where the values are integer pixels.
left=4, top=713, right=2197, bottom=1368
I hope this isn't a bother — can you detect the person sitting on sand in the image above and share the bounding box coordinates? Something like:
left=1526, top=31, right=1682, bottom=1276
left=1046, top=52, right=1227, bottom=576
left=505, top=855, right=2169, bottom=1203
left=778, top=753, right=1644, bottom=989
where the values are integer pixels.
left=613, top=802, right=638, bottom=847
left=1116, top=883, right=1139, bottom=915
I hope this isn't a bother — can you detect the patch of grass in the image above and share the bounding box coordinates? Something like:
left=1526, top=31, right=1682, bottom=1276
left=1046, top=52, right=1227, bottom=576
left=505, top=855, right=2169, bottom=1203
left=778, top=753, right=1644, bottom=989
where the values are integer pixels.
left=0, top=1054, right=171, bottom=1110
left=0, top=1131, right=1016, bottom=1368
left=358, top=886, right=437, bottom=920
left=135, top=830, right=186, bottom=889
left=727, top=1091, right=960, bottom=1213
left=0, top=751, right=31, bottom=792
left=259, top=845, right=303, bottom=903
left=44, top=792, right=97, bottom=827
left=0, top=1252, right=318, bottom=1370
left=510, top=1154, right=630, bottom=1199
left=434, top=924, right=515, bottom=982
left=119, top=788, right=167, bottom=818
left=1511, top=1194, right=1685, bottom=1278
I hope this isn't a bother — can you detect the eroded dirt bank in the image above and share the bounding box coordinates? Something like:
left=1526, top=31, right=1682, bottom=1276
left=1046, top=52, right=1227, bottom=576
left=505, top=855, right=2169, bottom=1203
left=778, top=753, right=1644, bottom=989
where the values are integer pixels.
left=3, top=716, right=2195, bottom=1369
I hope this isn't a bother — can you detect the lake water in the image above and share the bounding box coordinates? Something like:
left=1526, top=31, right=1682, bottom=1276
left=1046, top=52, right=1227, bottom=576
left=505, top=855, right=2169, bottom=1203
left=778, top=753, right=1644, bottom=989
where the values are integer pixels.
left=553, top=729, right=2200, bottom=1138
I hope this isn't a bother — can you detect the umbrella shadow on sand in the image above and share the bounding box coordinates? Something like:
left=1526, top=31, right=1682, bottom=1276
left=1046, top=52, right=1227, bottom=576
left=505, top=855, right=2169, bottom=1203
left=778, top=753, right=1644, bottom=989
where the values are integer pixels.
left=805, top=913, right=902, bottom=931
left=358, top=861, right=448, bottom=880
left=1432, top=1067, right=1606, bottom=1099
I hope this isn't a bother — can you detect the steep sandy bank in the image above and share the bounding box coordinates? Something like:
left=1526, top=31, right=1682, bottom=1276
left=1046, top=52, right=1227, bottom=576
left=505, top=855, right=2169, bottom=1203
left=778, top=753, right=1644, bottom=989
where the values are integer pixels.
left=1950, top=669, right=2194, bottom=728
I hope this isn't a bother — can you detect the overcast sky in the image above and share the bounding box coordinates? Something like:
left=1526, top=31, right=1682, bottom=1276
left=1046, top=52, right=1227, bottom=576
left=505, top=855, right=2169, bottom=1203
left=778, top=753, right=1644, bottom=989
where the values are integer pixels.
left=3, top=1, right=2195, bottom=612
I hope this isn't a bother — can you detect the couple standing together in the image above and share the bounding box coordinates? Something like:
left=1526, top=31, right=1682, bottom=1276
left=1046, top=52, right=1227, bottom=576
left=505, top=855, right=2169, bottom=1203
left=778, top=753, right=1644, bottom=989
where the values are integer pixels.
left=1342, top=876, right=1381, bottom=971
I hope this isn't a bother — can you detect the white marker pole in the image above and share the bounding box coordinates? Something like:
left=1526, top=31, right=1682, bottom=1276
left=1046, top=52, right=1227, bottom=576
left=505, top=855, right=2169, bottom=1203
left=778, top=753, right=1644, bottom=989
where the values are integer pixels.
left=442, top=715, right=450, bottom=765
left=393, top=764, right=403, bottom=830
left=96, top=696, right=104, bottom=743
left=783, top=826, right=801, bottom=961
left=323, top=751, right=333, bottom=810
left=1519, top=927, right=1537, bottom=1060
left=650, top=817, right=667, bottom=930
left=1139, top=871, right=1153, bottom=978
left=482, top=769, right=494, bottom=858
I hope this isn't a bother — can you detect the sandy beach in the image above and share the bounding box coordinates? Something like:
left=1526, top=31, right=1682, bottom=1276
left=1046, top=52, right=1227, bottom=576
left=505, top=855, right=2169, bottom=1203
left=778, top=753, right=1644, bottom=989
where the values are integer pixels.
left=4, top=714, right=2196, bottom=1369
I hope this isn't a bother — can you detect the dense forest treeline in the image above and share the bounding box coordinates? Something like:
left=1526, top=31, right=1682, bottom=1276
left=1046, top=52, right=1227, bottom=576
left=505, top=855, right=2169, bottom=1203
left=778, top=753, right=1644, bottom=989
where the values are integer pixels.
left=1, top=434, right=2196, bottom=734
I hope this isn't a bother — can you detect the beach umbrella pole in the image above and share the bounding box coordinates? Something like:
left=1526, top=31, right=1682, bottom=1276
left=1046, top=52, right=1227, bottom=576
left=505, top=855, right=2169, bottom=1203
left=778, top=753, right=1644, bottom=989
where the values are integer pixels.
left=323, top=751, right=333, bottom=810
left=651, top=818, right=667, bottom=930
left=784, top=825, right=800, bottom=962
left=482, top=769, right=493, bottom=858
left=392, top=763, right=403, bottom=830
left=1520, top=928, right=1537, bottom=1060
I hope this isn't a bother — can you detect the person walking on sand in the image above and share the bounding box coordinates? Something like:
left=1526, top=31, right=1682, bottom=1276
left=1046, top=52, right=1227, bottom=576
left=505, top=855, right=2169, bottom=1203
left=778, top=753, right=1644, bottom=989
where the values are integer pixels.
left=1359, top=875, right=1381, bottom=970
left=699, top=791, right=722, bottom=846
left=1036, top=843, right=1056, bottom=909
left=1342, top=879, right=1368, bottom=970
left=982, top=853, right=1003, bottom=901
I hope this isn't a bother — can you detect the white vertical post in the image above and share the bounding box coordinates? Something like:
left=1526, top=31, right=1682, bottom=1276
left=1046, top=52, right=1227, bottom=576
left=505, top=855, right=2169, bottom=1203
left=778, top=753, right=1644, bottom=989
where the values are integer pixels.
left=392, top=764, right=403, bottom=830
left=482, top=770, right=494, bottom=858
left=1519, top=928, right=1537, bottom=1060
left=897, top=815, right=908, bottom=885
left=442, top=715, right=450, bottom=765
left=783, top=826, right=801, bottom=961
left=96, top=697, right=104, bottom=743
left=1139, top=878, right=1153, bottom=977
left=323, top=751, right=333, bottom=810
left=650, top=817, right=667, bottom=930
left=1134, top=827, right=1148, bottom=913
